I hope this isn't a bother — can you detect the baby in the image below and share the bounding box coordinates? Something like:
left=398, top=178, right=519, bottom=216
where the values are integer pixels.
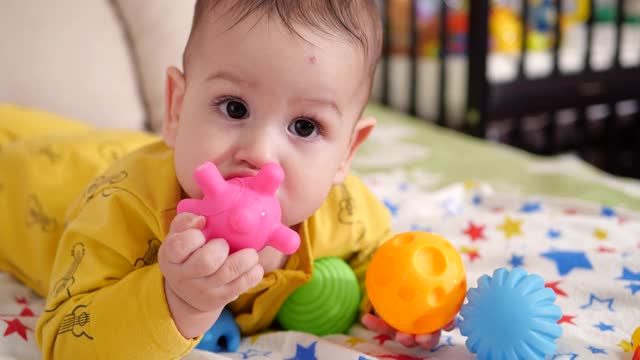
left=0, top=0, right=452, bottom=358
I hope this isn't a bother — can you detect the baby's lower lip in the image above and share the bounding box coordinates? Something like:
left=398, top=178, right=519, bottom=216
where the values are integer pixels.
left=225, top=173, right=252, bottom=180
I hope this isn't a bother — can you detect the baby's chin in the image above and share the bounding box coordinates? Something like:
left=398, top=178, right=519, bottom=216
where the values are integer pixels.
left=281, top=210, right=313, bottom=230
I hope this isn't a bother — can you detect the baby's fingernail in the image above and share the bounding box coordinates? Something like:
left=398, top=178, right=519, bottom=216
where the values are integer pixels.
left=194, top=216, right=206, bottom=227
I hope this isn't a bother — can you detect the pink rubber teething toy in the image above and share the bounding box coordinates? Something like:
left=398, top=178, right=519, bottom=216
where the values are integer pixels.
left=176, top=161, right=300, bottom=255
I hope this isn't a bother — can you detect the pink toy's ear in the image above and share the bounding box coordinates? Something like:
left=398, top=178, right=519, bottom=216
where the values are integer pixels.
left=194, top=161, right=228, bottom=198
left=255, top=163, right=284, bottom=195
left=266, top=224, right=300, bottom=255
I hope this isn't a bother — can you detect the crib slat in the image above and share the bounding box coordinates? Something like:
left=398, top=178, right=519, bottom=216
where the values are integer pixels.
left=575, top=0, right=597, bottom=155
left=466, top=0, right=491, bottom=137
left=517, top=0, right=530, bottom=79
left=613, top=0, right=626, bottom=69
left=584, top=0, right=595, bottom=72
left=381, top=0, right=391, bottom=106
left=552, top=0, right=563, bottom=76
left=409, top=0, right=419, bottom=117
left=548, top=0, right=564, bottom=154
left=437, top=0, right=448, bottom=126
left=603, top=0, right=625, bottom=172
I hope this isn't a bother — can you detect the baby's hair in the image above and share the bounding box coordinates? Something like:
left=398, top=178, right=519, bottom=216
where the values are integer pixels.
left=183, top=0, right=383, bottom=79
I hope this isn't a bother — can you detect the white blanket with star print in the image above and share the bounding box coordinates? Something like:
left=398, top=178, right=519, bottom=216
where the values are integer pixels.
left=1, top=179, right=638, bottom=359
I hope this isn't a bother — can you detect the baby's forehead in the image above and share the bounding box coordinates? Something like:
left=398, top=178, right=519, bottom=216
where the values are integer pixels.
left=184, top=0, right=381, bottom=78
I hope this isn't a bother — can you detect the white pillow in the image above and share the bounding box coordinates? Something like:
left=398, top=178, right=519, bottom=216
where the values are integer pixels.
left=114, top=0, right=196, bottom=133
left=0, top=0, right=147, bottom=130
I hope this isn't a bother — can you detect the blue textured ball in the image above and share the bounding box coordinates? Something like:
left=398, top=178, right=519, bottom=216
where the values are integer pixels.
left=459, top=268, right=562, bottom=360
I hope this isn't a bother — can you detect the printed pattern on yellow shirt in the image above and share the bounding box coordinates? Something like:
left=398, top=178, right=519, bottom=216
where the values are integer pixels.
left=0, top=109, right=392, bottom=359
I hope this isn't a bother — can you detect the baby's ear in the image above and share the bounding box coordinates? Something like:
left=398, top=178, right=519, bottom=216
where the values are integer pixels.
left=163, top=66, right=186, bottom=148
left=333, top=116, right=376, bottom=184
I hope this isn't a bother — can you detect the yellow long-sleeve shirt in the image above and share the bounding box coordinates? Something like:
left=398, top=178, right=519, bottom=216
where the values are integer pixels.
left=0, top=105, right=392, bottom=359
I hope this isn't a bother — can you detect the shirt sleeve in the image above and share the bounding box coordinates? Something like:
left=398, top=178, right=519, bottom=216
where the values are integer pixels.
left=36, top=189, right=199, bottom=360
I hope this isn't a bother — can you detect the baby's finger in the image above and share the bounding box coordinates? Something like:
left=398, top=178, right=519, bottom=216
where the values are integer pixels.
left=416, top=331, right=441, bottom=350
left=444, top=319, right=456, bottom=331
left=395, top=332, right=417, bottom=348
left=169, top=212, right=205, bottom=234
left=206, top=248, right=259, bottom=285
left=181, top=238, right=229, bottom=278
left=217, top=264, right=264, bottom=303
left=361, top=313, right=396, bottom=337
left=160, top=228, right=207, bottom=265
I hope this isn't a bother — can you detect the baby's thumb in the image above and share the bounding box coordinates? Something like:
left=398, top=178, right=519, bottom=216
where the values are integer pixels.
left=170, top=212, right=205, bottom=234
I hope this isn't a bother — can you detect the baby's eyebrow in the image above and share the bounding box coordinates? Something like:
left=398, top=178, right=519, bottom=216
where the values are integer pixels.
left=205, top=70, right=255, bottom=88
left=292, top=97, right=342, bottom=118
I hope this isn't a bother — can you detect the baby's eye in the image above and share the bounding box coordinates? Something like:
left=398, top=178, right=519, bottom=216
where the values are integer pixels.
left=288, top=118, right=318, bottom=138
left=219, top=99, right=249, bottom=119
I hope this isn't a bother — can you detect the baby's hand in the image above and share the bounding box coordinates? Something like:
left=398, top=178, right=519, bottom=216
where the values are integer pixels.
left=361, top=313, right=455, bottom=350
left=158, top=212, right=264, bottom=338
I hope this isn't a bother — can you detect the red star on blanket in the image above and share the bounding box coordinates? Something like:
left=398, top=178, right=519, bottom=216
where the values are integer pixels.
left=460, top=246, right=481, bottom=262
left=15, top=297, right=28, bottom=305
left=19, top=307, right=35, bottom=317
left=466, top=250, right=480, bottom=262
left=463, top=221, right=486, bottom=242
left=545, top=281, right=568, bottom=297
left=557, top=314, right=577, bottom=325
left=3, top=318, right=29, bottom=340
left=564, top=208, right=577, bottom=215
left=373, top=334, right=392, bottom=345
left=597, top=246, right=616, bottom=253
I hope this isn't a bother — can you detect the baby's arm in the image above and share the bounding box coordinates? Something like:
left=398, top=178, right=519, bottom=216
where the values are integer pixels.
left=35, top=189, right=255, bottom=359
left=159, top=212, right=263, bottom=338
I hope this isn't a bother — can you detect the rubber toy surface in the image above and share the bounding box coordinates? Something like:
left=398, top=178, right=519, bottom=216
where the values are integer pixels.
left=365, top=232, right=467, bottom=334
left=459, top=267, right=563, bottom=360
left=276, top=257, right=361, bottom=336
left=177, top=161, right=300, bottom=255
left=196, top=307, right=241, bottom=353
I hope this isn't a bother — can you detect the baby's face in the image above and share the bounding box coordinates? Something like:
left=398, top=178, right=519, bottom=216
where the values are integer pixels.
left=164, top=11, right=373, bottom=227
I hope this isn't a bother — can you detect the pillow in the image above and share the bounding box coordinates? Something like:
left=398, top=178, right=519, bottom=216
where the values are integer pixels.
left=0, top=104, right=91, bottom=149
left=0, top=0, right=146, bottom=130
left=114, top=0, right=196, bottom=133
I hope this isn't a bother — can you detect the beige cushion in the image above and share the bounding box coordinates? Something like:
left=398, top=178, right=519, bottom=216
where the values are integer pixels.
left=0, top=0, right=147, bottom=130
left=114, top=0, right=196, bottom=133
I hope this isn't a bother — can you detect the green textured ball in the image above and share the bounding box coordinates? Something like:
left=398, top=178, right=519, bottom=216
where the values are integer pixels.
left=276, top=257, right=361, bottom=336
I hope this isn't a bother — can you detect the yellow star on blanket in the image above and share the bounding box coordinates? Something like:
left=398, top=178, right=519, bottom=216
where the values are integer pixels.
left=345, top=337, right=366, bottom=347
left=463, top=180, right=479, bottom=191
left=593, top=228, right=608, bottom=241
left=618, top=340, right=634, bottom=352
left=498, top=215, right=523, bottom=239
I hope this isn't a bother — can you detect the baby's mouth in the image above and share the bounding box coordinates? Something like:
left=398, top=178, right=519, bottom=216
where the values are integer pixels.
left=224, top=171, right=258, bottom=180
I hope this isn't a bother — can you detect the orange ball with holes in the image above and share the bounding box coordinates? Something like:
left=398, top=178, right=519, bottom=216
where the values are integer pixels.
left=365, top=232, right=467, bottom=334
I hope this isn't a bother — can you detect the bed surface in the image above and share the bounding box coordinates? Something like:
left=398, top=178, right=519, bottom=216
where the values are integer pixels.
left=1, top=104, right=638, bottom=359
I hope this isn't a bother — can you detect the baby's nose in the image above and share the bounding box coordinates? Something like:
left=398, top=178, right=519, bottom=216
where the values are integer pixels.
left=234, top=130, right=277, bottom=169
